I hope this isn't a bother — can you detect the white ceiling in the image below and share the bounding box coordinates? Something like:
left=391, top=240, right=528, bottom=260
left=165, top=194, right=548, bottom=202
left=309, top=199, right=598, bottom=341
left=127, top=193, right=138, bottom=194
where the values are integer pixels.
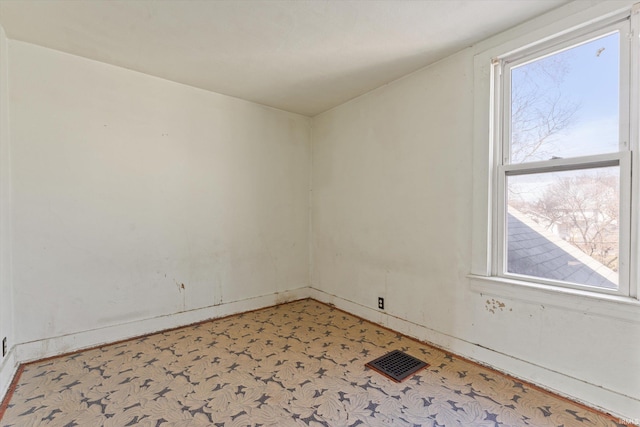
left=0, top=0, right=569, bottom=116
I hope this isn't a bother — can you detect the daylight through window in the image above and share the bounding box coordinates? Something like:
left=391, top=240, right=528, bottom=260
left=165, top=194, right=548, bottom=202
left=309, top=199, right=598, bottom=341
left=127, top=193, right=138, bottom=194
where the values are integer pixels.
left=495, top=19, right=632, bottom=296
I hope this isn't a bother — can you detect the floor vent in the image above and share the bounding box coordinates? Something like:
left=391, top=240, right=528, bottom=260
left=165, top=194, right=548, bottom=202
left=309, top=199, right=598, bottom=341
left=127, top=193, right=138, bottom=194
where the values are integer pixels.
left=366, top=350, right=429, bottom=382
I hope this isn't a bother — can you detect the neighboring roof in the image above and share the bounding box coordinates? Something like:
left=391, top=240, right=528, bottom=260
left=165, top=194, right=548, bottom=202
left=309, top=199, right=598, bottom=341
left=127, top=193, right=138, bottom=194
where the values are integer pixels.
left=507, top=209, right=617, bottom=290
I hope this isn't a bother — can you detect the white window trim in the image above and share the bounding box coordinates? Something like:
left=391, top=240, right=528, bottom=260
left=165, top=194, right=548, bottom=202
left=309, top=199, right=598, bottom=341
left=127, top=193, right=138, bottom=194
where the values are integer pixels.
left=470, top=0, right=640, bottom=322
left=496, top=17, right=631, bottom=297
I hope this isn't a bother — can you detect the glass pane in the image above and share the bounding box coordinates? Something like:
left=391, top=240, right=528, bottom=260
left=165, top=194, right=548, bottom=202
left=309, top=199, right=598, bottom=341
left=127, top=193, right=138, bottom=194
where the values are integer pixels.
left=510, top=32, right=619, bottom=163
left=506, top=167, right=619, bottom=289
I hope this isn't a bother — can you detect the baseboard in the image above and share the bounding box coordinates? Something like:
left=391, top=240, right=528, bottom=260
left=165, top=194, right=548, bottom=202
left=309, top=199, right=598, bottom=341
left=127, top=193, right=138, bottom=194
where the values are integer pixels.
left=0, top=347, right=18, bottom=407
left=14, top=286, right=311, bottom=366
left=4, top=285, right=638, bottom=423
left=1, top=286, right=312, bottom=406
left=308, top=288, right=640, bottom=423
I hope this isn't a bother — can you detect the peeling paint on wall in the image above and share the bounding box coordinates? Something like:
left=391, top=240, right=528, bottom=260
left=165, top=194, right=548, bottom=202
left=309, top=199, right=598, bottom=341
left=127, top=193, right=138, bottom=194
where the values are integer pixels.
left=485, top=298, right=511, bottom=314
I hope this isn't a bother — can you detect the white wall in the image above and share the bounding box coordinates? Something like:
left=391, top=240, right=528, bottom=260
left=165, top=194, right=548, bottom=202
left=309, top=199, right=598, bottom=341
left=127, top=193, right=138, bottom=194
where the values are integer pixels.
left=312, top=51, right=473, bottom=333
left=2, top=1, right=639, bottom=422
left=0, top=24, right=15, bottom=400
left=8, top=41, right=310, bottom=350
left=311, top=2, right=640, bottom=420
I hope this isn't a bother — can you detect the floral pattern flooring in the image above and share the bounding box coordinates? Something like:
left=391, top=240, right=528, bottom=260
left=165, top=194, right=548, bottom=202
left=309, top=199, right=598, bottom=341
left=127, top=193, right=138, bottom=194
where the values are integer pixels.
left=0, top=299, right=628, bottom=426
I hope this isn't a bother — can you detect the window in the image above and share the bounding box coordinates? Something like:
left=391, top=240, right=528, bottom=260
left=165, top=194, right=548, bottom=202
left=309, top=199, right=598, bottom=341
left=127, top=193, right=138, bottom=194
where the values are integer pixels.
left=491, top=16, right=635, bottom=296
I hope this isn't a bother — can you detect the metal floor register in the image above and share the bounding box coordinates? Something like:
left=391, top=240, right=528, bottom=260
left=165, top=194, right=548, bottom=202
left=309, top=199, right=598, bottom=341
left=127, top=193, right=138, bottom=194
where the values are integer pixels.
left=365, top=350, right=429, bottom=382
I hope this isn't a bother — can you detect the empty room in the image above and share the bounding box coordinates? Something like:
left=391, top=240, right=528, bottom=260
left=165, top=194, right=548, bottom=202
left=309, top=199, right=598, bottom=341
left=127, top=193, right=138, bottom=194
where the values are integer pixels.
left=0, top=0, right=638, bottom=425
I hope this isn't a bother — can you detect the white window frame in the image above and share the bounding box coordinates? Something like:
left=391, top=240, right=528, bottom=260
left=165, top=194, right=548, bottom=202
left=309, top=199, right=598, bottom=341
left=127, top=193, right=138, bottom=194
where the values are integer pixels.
left=470, top=1, right=640, bottom=317
left=494, top=19, right=631, bottom=297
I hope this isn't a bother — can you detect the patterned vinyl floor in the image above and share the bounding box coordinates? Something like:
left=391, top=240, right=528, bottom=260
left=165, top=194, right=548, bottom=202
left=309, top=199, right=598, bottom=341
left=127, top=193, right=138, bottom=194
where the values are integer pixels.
left=0, top=299, right=629, bottom=426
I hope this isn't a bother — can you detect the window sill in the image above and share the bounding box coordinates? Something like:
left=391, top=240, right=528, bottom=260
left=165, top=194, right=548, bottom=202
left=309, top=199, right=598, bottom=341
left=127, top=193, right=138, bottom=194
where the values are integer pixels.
left=468, top=274, right=640, bottom=323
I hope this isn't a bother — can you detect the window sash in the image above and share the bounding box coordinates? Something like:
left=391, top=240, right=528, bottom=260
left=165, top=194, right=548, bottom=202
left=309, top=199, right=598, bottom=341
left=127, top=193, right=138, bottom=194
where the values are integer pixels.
left=492, top=18, right=632, bottom=297
left=501, top=19, right=630, bottom=165
left=495, top=152, right=630, bottom=296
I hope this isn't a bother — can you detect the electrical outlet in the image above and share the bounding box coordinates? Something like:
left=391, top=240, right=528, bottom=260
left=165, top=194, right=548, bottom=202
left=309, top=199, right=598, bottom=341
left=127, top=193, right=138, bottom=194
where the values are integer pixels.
left=2, top=337, right=6, bottom=357
left=378, top=297, right=384, bottom=310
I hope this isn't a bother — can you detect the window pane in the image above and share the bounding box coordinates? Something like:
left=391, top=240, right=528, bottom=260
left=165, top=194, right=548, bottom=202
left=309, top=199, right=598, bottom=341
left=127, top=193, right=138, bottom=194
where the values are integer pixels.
left=506, top=167, right=619, bottom=289
left=510, top=32, right=619, bottom=163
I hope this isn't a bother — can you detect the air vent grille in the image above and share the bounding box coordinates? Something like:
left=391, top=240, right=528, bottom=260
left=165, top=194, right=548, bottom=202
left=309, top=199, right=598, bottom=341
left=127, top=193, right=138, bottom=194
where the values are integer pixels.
left=366, top=350, right=429, bottom=382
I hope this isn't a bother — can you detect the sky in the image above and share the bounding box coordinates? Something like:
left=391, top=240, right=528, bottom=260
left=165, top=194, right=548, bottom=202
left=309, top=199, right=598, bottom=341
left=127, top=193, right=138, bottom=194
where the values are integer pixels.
left=511, top=30, right=620, bottom=161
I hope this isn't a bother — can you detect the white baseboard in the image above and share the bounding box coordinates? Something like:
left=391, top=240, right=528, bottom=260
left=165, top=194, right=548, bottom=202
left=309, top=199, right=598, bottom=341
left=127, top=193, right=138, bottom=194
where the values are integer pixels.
left=0, top=286, right=311, bottom=408
left=308, top=288, right=640, bottom=423
left=0, top=347, right=18, bottom=406
left=15, top=287, right=311, bottom=365
left=3, top=286, right=638, bottom=423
